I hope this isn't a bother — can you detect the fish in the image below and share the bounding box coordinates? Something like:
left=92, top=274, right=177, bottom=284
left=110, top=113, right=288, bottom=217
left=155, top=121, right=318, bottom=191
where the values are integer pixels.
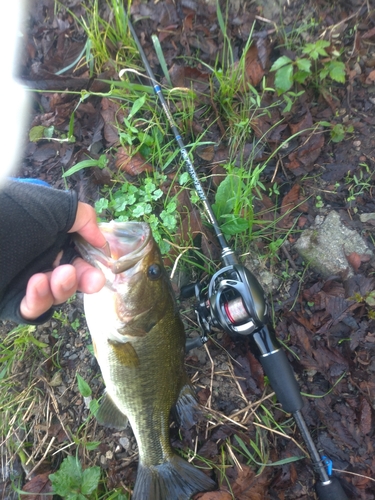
left=75, top=221, right=216, bottom=500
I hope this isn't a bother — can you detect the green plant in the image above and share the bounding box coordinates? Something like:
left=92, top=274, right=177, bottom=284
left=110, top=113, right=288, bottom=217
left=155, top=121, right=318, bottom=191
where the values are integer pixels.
left=315, top=195, right=324, bottom=208
left=234, top=434, right=303, bottom=470
left=270, top=40, right=346, bottom=95
left=344, top=165, right=374, bottom=203
left=96, top=173, right=179, bottom=254
left=319, top=121, right=354, bottom=143
left=49, top=455, right=101, bottom=500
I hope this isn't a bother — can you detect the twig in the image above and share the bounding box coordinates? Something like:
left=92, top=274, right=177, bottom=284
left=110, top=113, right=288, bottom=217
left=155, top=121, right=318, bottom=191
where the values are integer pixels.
left=26, top=437, right=56, bottom=480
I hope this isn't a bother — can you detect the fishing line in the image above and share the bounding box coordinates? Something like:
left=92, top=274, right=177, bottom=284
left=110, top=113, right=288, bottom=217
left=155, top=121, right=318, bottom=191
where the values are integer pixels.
left=125, top=12, right=236, bottom=266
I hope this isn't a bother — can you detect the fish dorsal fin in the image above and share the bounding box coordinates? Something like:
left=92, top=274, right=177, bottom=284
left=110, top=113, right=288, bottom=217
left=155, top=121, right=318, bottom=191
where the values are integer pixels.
left=96, top=392, right=128, bottom=430
left=108, top=339, right=139, bottom=367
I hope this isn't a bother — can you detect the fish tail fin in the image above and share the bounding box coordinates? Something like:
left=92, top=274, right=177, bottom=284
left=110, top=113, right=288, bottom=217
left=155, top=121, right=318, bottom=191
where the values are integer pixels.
left=132, top=454, right=216, bottom=500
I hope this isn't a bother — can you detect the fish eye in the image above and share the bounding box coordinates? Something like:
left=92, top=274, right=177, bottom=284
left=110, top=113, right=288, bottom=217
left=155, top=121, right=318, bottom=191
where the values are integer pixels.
left=147, top=263, right=162, bottom=280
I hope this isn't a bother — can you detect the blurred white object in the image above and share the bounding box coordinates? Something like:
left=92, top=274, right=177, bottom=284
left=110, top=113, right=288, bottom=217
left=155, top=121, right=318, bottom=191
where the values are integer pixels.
left=0, top=0, right=29, bottom=186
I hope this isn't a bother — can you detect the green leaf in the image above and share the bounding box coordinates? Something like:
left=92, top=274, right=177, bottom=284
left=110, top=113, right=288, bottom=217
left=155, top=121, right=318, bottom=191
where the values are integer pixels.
left=129, top=94, right=146, bottom=118
left=270, top=55, right=293, bottom=72
left=295, top=58, right=311, bottom=73
left=81, top=466, right=100, bottom=495
left=302, top=40, right=330, bottom=60
left=365, top=291, right=375, bottom=307
left=274, top=63, right=294, bottom=94
left=160, top=211, right=177, bottom=231
left=132, top=203, right=152, bottom=217
left=330, top=124, right=345, bottom=143
left=95, top=198, right=109, bottom=214
left=86, top=344, right=94, bottom=355
left=293, top=70, right=310, bottom=84
left=62, top=155, right=107, bottom=177
left=76, top=373, right=92, bottom=398
left=179, top=172, right=190, bottom=185
left=89, top=398, right=100, bottom=415
left=29, top=125, right=47, bottom=142
left=85, top=441, right=101, bottom=451
left=49, top=456, right=83, bottom=497
left=220, top=214, right=249, bottom=236
left=327, top=60, right=346, bottom=83
left=212, top=175, right=244, bottom=219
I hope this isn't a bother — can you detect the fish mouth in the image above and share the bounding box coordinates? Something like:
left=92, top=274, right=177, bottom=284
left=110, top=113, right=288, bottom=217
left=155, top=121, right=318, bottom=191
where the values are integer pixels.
left=75, top=221, right=152, bottom=274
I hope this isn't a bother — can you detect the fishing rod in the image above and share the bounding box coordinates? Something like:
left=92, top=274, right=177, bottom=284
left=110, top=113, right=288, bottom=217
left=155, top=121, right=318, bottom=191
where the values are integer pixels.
left=122, top=5, right=348, bottom=500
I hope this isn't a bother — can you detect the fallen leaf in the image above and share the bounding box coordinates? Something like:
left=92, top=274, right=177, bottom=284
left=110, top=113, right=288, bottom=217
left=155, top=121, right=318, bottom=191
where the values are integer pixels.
left=286, top=133, right=324, bottom=174
left=22, top=473, right=53, bottom=500
left=288, top=107, right=313, bottom=136
left=114, top=147, right=153, bottom=175
left=100, top=98, right=124, bottom=146
left=365, top=69, right=375, bottom=85
left=347, top=252, right=361, bottom=272
left=194, top=491, right=232, bottom=500
left=227, top=465, right=271, bottom=500
left=280, top=184, right=300, bottom=215
left=244, top=45, right=265, bottom=86
left=362, top=26, right=375, bottom=39
left=359, top=397, right=372, bottom=435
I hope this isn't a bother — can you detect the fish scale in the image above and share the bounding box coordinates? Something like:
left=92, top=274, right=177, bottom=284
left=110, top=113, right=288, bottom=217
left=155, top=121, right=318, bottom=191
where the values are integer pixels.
left=76, top=221, right=216, bottom=500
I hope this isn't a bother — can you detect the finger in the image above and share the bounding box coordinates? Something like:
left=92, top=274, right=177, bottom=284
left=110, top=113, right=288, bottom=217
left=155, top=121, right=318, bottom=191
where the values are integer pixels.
left=20, top=273, right=54, bottom=320
left=68, top=202, right=107, bottom=248
left=72, top=257, right=106, bottom=294
left=49, top=265, right=79, bottom=304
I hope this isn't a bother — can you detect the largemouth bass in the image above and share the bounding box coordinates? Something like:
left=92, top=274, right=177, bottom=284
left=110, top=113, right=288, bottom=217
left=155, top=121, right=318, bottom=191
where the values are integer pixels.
left=75, top=221, right=215, bottom=500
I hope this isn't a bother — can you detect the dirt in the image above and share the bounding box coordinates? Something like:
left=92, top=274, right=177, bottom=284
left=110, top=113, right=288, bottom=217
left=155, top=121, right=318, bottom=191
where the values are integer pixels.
left=1, top=0, right=375, bottom=499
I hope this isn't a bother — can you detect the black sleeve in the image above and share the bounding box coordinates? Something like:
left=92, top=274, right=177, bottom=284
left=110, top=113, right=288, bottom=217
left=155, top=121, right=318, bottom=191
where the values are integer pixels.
left=0, top=180, right=78, bottom=324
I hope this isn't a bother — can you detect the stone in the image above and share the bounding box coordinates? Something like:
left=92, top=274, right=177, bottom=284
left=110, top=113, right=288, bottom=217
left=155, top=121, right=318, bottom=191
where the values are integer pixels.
left=294, top=211, right=372, bottom=278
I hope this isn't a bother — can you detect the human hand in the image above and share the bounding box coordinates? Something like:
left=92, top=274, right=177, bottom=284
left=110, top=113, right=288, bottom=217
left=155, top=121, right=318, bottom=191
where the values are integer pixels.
left=20, top=202, right=106, bottom=321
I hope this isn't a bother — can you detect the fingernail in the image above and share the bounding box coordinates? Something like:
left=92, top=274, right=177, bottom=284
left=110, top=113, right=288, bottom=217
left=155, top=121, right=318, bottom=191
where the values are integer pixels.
left=101, top=241, right=111, bottom=257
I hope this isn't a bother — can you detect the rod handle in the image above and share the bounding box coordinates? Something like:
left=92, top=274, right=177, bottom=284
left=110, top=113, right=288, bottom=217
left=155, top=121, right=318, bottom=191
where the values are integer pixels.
left=259, top=349, right=303, bottom=414
left=316, top=477, right=348, bottom=500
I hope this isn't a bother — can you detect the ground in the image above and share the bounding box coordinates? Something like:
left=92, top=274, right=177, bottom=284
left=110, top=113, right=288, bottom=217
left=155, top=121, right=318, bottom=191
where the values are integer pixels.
left=1, top=0, right=375, bottom=499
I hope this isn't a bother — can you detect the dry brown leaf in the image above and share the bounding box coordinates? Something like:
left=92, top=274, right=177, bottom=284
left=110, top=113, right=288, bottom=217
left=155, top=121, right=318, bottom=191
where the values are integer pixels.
left=244, top=45, right=265, bottom=86
left=359, top=397, right=372, bottom=435
left=195, top=491, right=232, bottom=500
left=229, top=465, right=271, bottom=500
left=22, top=473, right=53, bottom=500
left=286, top=133, right=324, bottom=174
left=288, top=108, right=313, bottom=136
left=114, top=147, right=153, bottom=175
left=347, top=251, right=362, bottom=272
left=280, top=184, right=300, bottom=215
left=365, top=69, right=375, bottom=85
left=101, top=98, right=124, bottom=146
left=362, top=26, right=375, bottom=39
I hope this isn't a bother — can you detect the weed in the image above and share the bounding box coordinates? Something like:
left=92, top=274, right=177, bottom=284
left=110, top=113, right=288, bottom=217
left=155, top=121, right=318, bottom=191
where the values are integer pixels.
left=234, top=434, right=303, bottom=469
left=49, top=455, right=101, bottom=500
left=270, top=39, right=346, bottom=95
left=344, top=164, right=374, bottom=203
left=95, top=172, right=180, bottom=254
left=319, top=121, right=354, bottom=143
left=315, top=195, right=324, bottom=208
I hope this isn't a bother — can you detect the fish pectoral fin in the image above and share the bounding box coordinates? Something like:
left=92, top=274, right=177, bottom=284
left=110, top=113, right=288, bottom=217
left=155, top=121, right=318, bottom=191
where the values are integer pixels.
left=96, top=392, right=128, bottom=430
left=108, top=339, right=139, bottom=367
